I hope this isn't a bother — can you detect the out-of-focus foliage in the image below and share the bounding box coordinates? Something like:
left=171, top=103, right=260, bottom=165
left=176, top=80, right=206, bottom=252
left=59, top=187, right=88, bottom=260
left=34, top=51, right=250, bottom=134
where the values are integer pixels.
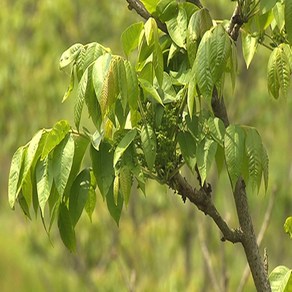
left=1, top=0, right=292, bottom=291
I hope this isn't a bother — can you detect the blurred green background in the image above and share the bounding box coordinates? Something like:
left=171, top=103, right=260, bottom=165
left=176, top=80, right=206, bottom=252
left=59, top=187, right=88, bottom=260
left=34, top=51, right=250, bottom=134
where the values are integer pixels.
left=0, top=0, right=291, bottom=291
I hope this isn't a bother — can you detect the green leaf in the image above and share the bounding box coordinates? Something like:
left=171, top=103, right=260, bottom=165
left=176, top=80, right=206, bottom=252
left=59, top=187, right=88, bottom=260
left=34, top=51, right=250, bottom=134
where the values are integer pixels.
left=262, top=144, right=269, bottom=192
left=196, top=139, right=217, bottom=184
left=269, top=266, right=292, bottom=292
left=241, top=30, right=258, bottom=68
left=208, top=117, right=225, bottom=147
left=187, top=8, right=213, bottom=65
left=166, top=5, right=188, bottom=48
left=285, top=0, right=292, bottom=44
left=245, top=128, right=263, bottom=194
left=121, top=22, right=144, bottom=57
left=139, top=78, right=164, bottom=105
left=36, top=156, right=54, bottom=216
left=90, top=142, right=115, bottom=199
left=284, top=216, right=292, bottom=239
left=224, top=125, right=245, bottom=189
left=59, top=43, right=83, bottom=70
left=267, top=45, right=291, bottom=99
left=177, top=131, right=197, bottom=171
left=42, top=120, right=71, bottom=159
left=156, top=0, right=178, bottom=22
left=141, top=124, right=157, bottom=171
left=124, top=60, right=139, bottom=110
left=69, top=168, right=91, bottom=226
left=62, top=68, right=75, bottom=102
left=119, top=166, right=132, bottom=206
left=114, top=129, right=137, bottom=166
left=260, top=0, right=278, bottom=14
left=92, top=53, right=113, bottom=113
left=273, top=2, right=285, bottom=31
left=85, top=179, right=96, bottom=222
left=53, top=134, right=75, bottom=197
left=58, top=202, right=76, bottom=252
left=140, top=0, right=159, bottom=14
left=106, top=184, right=124, bottom=225
left=8, top=146, right=25, bottom=208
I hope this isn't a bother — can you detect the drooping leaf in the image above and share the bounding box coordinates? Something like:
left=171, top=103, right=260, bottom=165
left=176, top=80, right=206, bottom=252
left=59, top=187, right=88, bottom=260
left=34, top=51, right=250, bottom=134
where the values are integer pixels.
left=52, top=134, right=75, bottom=197
left=245, top=128, right=264, bottom=194
left=119, top=166, right=132, bottom=206
left=121, top=22, right=144, bottom=57
left=141, top=124, right=157, bottom=171
left=90, top=142, right=115, bottom=199
left=62, top=68, right=75, bottom=102
left=267, top=45, right=291, bottom=99
left=140, top=0, right=159, bottom=14
left=124, top=60, right=139, bottom=111
left=241, top=30, right=258, bottom=68
left=42, top=120, right=71, bottom=159
left=261, top=144, right=269, bottom=192
left=284, top=216, right=292, bottom=239
left=36, top=156, right=54, bottom=216
left=260, top=0, right=278, bottom=14
left=285, top=0, right=292, bottom=44
left=269, top=266, right=292, bottom=292
left=59, top=43, right=83, bottom=70
left=208, top=117, right=225, bottom=147
left=196, top=139, right=217, bottom=184
left=106, top=184, right=124, bottom=225
left=224, top=125, right=245, bottom=189
left=177, top=131, right=197, bottom=171
left=58, top=202, right=76, bottom=252
left=69, top=168, right=91, bottom=226
left=114, top=129, right=137, bottom=167
left=8, top=146, right=25, bottom=208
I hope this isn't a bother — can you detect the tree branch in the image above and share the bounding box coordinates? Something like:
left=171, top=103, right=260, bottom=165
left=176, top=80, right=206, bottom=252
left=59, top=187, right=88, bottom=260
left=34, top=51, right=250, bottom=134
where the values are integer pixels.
left=125, top=0, right=167, bottom=33
left=169, top=173, right=242, bottom=244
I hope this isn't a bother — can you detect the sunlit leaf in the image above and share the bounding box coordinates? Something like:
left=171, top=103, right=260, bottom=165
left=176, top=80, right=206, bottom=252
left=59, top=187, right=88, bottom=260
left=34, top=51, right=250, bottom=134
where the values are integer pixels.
left=106, top=184, right=124, bottom=225
left=141, top=124, right=157, bottom=171
left=8, top=146, right=25, bottom=209
left=139, top=78, right=164, bottom=105
left=269, top=266, right=292, bottom=292
left=285, top=0, right=292, bottom=44
left=119, top=166, right=132, bottom=206
left=241, top=31, right=258, bottom=68
left=284, top=216, right=292, bottom=239
left=59, top=43, right=83, bottom=70
left=42, top=120, right=71, bottom=159
left=52, top=134, right=75, bottom=197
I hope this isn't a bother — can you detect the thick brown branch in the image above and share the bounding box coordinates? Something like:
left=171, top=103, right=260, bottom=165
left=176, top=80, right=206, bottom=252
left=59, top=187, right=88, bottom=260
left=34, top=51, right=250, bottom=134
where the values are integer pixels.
left=169, top=173, right=242, bottom=244
left=126, top=0, right=167, bottom=33
left=228, top=4, right=244, bottom=41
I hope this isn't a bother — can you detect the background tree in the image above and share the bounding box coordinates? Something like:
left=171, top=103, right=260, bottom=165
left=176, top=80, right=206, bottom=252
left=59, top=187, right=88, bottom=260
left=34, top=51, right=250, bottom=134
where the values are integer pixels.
left=5, top=0, right=292, bottom=291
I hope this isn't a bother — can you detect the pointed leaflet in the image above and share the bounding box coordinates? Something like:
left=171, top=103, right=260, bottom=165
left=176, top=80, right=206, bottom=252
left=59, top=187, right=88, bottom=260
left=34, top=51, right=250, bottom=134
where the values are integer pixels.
left=224, top=125, right=245, bottom=189
left=90, top=142, right=114, bottom=199
left=119, top=166, right=132, bottom=206
left=58, top=202, right=76, bottom=252
left=8, top=146, right=25, bottom=208
left=42, top=120, right=71, bottom=159
left=196, top=139, right=217, bottom=184
left=106, top=184, right=124, bottom=226
left=261, top=144, right=269, bottom=192
left=92, top=53, right=112, bottom=111
left=121, top=22, right=144, bottom=57
left=187, top=8, right=213, bottom=65
left=245, top=128, right=264, bottom=194
left=177, top=131, right=197, bottom=171
left=62, top=68, right=75, bottom=102
left=114, top=129, right=137, bottom=166
left=140, top=0, right=159, bottom=14
left=267, top=45, right=290, bottom=99
left=207, top=117, right=225, bottom=147
left=124, top=60, right=139, bottom=110
left=139, top=78, right=163, bottom=105
left=69, top=168, right=91, bottom=227
left=285, top=0, right=292, bottom=44
left=36, top=156, right=54, bottom=216
left=141, top=124, right=157, bottom=171
left=52, top=134, right=75, bottom=197
left=241, top=30, right=258, bottom=68
left=166, top=5, right=188, bottom=48
left=74, top=68, right=88, bottom=131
